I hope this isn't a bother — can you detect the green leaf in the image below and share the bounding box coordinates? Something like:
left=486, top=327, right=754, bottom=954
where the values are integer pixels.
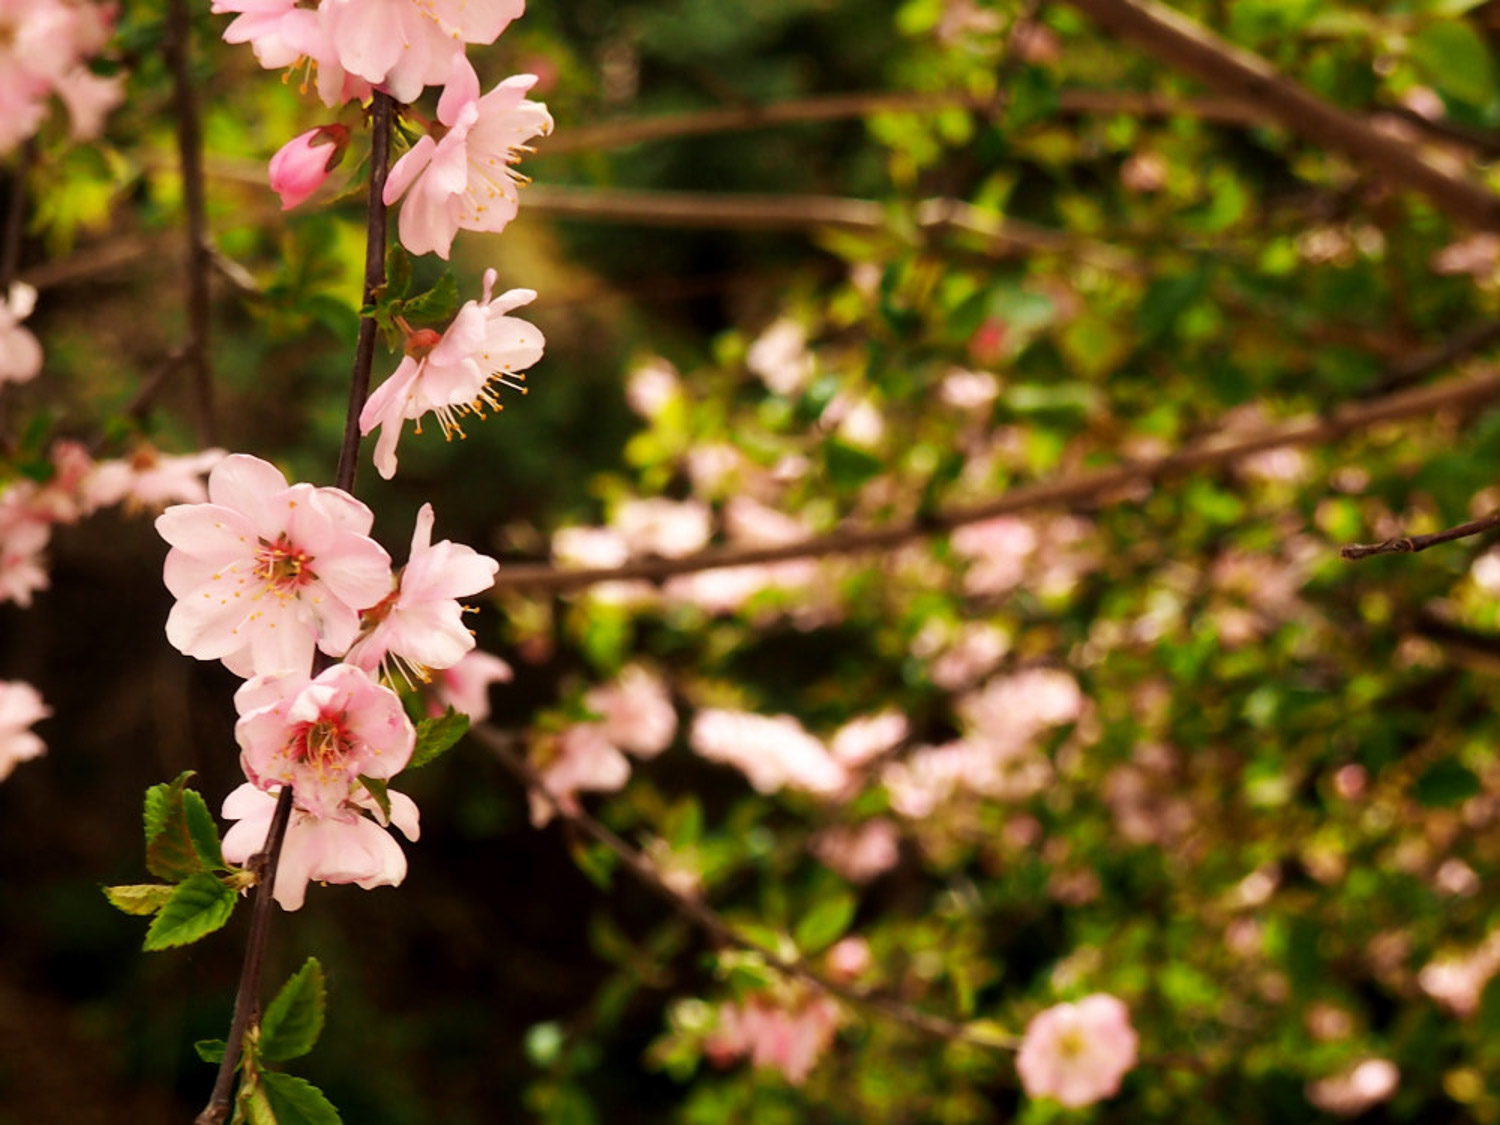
left=399, top=273, right=460, bottom=326
left=409, top=708, right=470, bottom=770
left=195, top=1039, right=227, bottom=1064
left=1414, top=759, right=1481, bottom=807
left=1411, top=20, right=1497, bottom=107
left=383, top=243, right=412, bottom=301
left=1137, top=268, right=1209, bottom=342
left=260, top=958, right=327, bottom=1062
left=794, top=892, right=857, bottom=954
left=260, top=1072, right=342, bottom=1125
left=358, top=775, right=391, bottom=822
left=825, top=440, right=885, bottom=491
left=183, top=787, right=225, bottom=869
left=143, top=874, right=237, bottom=951
left=103, top=883, right=175, bottom=916
left=145, top=772, right=207, bottom=881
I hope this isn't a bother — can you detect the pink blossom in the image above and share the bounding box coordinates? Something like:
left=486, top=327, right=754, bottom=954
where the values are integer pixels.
left=530, top=722, right=631, bottom=827
left=0, top=281, right=42, bottom=386
left=220, top=781, right=420, bottom=911
left=824, top=936, right=871, bottom=981
left=155, top=454, right=393, bottom=677
left=82, top=445, right=227, bottom=512
left=0, top=484, right=50, bottom=607
left=586, top=664, right=675, bottom=757
left=0, top=680, right=48, bottom=781
left=431, top=650, right=512, bottom=722
left=746, top=318, right=814, bottom=396
left=360, top=270, right=544, bottom=479
left=707, top=994, right=840, bottom=1085
left=830, top=711, right=909, bottom=768
left=613, top=497, right=711, bottom=559
left=269, top=126, right=347, bottom=210
left=0, top=0, right=117, bottom=153
left=345, top=503, right=498, bottom=681
left=211, top=0, right=302, bottom=68
left=234, top=662, right=415, bottom=818
left=383, top=74, right=553, bottom=259
left=1016, top=994, right=1138, bottom=1108
left=625, top=357, right=680, bottom=418
left=1306, top=1059, right=1400, bottom=1117
left=689, top=709, right=846, bottom=795
left=951, top=516, right=1036, bottom=596
left=813, top=820, right=900, bottom=882
left=54, top=65, right=122, bottom=141
left=316, top=0, right=470, bottom=103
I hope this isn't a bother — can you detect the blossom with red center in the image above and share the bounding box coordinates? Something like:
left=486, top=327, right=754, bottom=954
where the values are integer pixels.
left=155, top=454, right=393, bottom=677
left=220, top=781, right=419, bottom=911
left=235, top=662, right=415, bottom=819
left=1016, top=994, right=1138, bottom=1107
left=345, top=502, right=499, bottom=682
left=359, top=270, right=544, bottom=479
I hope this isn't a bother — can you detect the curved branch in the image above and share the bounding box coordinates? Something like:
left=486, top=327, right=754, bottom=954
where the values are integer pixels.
left=491, top=366, right=1500, bottom=593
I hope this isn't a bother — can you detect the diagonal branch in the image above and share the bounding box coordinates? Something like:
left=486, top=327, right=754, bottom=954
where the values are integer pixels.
left=470, top=722, right=1014, bottom=1050
left=1341, top=511, right=1500, bottom=561
left=491, top=365, right=1500, bottom=593
left=1059, top=0, right=1500, bottom=231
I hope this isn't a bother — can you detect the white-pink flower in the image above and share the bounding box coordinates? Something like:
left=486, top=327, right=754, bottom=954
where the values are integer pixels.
left=431, top=650, right=512, bottom=722
left=82, top=445, right=227, bottom=512
left=235, top=662, right=415, bottom=818
left=383, top=74, right=553, bottom=259
left=690, top=709, right=846, bottom=796
left=1016, top=994, right=1138, bottom=1108
left=360, top=269, right=544, bottom=479
left=0, top=483, right=50, bottom=607
left=156, top=454, right=393, bottom=677
left=530, top=722, right=632, bottom=827
left=221, top=781, right=420, bottom=911
left=0, top=281, right=42, bottom=386
left=0, top=680, right=48, bottom=781
left=1306, top=1059, right=1400, bottom=1117
left=345, top=503, right=498, bottom=680
left=586, top=664, right=675, bottom=758
left=706, top=994, right=840, bottom=1085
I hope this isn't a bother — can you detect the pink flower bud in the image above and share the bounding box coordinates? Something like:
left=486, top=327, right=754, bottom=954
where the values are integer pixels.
left=268, top=125, right=348, bottom=211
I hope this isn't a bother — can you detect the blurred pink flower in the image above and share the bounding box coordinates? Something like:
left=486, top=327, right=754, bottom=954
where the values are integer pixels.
left=0, top=281, right=42, bottom=386
left=345, top=502, right=498, bottom=681
left=613, top=497, right=711, bottom=559
left=0, top=680, right=48, bottom=781
left=82, top=446, right=227, bottom=512
left=530, top=722, right=631, bottom=827
left=824, top=936, right=871, bottom=981
left=156, top=454, right=392, bottom=676
left=431, top=650, right=513, bottom=722
left=690, top=709, right=845, bottom=795
left=747, top=318, right=814, bottom=396
left=234, top=662, right=415, bottom=819
left=0, top=484, right=51, bottom=606
left=54, top=65, right=122, bottom=141
left=707, top=994, right=840, bottom=1085
left=587, top=664, right=675, bottom=757
left=1306, top=1059, right=1399, bottom=1117
left=813, top=820, right=899, bottom=883
left=1016, top=994, right=1138, bottom=1108
left=830, top=711, right=909, bottom=768
left=360, top=270, right=543, bottom=479
left=383, top=74, right=553, bottom=259
left=625, top=357, right=679, bottom=418
left=221, top=781, right=419, bottom=911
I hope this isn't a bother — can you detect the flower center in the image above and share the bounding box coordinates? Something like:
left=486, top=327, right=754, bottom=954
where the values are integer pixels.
left=289, top=715, right=354, bottom=777
left=254, top=534, right=315, bottom=590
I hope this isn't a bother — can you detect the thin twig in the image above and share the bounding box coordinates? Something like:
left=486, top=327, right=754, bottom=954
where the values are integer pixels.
left=1359, top=320, right=1500, bottom=399
left=1341, top=511, right=1500, bottom=561
left=1, top=139, right=33, bottom=292
left=164, top=0, right=216, bottom=445
left=491, top=366, right=1500, bottom=593
left=469, top=723, right=1015, bottom=1050
left=195, top=93, right=393, bottom=1125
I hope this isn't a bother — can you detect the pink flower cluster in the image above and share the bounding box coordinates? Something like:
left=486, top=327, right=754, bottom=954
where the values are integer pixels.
left=156, top=453, right=503, bottom=909
left=1016, top=994, right=1138, bottom=1107
left=0, top=0, right=123, bottom=155
left=705, top=991, right=842, bottom=1086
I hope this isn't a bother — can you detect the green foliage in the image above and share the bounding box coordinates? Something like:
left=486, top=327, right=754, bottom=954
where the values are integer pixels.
left=142, top=874, right=237, bottom=951
left=793, top=893, right=857, bottom=954
left=258, top=1073, right=343, bottom=1125
left=408, top=708, right=471, bottom=770
left=260, top=959, right=328, bottom=1062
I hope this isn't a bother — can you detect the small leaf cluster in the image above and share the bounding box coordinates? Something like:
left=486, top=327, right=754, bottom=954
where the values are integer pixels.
left=363, top=245, right=462, bottom=350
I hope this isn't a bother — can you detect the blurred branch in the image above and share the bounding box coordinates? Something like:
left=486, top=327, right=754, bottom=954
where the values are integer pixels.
left=1341, top=511, right=1500, bottom=561
left=470, top=722, right=1015, bottom=1050
left=164, top=0, right=216, bottom=445
left=1060, top=0, right=1500, bottom=231
left=1, top=140, right=32, bottom=292
left=492, top=365, right=1500, bottom=592
left=1359, top=320, right=1500, bottom=399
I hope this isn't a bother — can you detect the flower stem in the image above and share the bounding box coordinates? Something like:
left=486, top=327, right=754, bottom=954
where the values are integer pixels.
left=194, top=91, right=394, bottom=1125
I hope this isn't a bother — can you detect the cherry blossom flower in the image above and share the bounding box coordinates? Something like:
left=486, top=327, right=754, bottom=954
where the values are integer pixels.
left=235, top=662, right=415, bottom=819
left=383, top=74, right=553, bottom=259
left=0, top=680, right=49, bottom=781
left=220, top=781, right=420, bottom=911
left=269, top=126, right=347, bottom=210
left=431, top=650, right=513, bottom=722
left=0, top=484, right=51, bottom=607
left=0, top=282, right=42, bottom=386
left=706, top=993, right=841, bottom=1085
left=360, top=270, right=544, bottom=479
left=0, top=0, right=119, bottom=154
left=345, top=503, right=498, bottom=682
left=625, top=357, right=680, bottom=418
left=155, top=454, right=392, bottom=677
left=746, top=318, right=814, bottom=396
left=829, top=711, right=908, bottom=768
left=812, top=819, right=900, bottom=882
left=824, top=936, right=871, bottom=981
left=82, top=446, right=227, bottom=512
left=586, top=664, right=676, bottom=758
left=689, top=709, right=846, bottom=795
left=612, top=497, right=711, bottom=559
left=54, top=65, right=123, bottom=141
left=530, top=722, right=631, bottom=827
left=1306, top=1059, right=1400, bottom=1117
left=1016, top=994, right=1138, bottom=1108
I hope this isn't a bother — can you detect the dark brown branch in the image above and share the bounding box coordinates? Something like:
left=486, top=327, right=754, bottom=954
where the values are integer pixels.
left=164, top=0, right=216, bottom=445
left=1359, top=320, right=1500, bottom=399
left=1059, top=0, right=1500, bottom=231
left=492, top=366, right=1500, bottom=593
left=1341, top=511, right=1500, bottom=561
left=196, top=93, right=393, bottom=1125
left=1, top=140, right=33, bottom=292
left=470, top=723, right=1014, bottom=1050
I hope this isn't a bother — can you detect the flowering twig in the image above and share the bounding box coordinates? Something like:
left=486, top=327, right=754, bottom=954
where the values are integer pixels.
left=1340, top=511, right=1500, bottom=561
left=194, top=92, right=393, bottom=1125
left=1059, top=0, right=1500, bottom=230
left=492, top=365, right=1500, bottom=592
left=469, top=722, right=1016, bottom=1050
left=163, top=0, right=216, bottom=445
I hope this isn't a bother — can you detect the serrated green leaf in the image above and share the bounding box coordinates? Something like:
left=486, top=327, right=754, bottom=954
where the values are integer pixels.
left=242, top=1081, right=277, bottom=1125
left=384, top=243, right=412, bottom=301
left=146, top=772, right=206, bottom=881
left=260, top=959, right=327, bottom=1062
left=794, top=892, right=857, bottom=954
left=183, top=787, right=225, bottom=869
left=143, top=874, right=237, bottom=951
left=409, top=708, right=469, bottom=770
left=103, top=883, right=176, bottom=916
left=358, top=775, right=391, bottom=821
left=260, top=1072, right=342, bottom=1125
left=195, top=1038, right=227, bottom=1064
left=399, top=273, right=460, bottom=326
